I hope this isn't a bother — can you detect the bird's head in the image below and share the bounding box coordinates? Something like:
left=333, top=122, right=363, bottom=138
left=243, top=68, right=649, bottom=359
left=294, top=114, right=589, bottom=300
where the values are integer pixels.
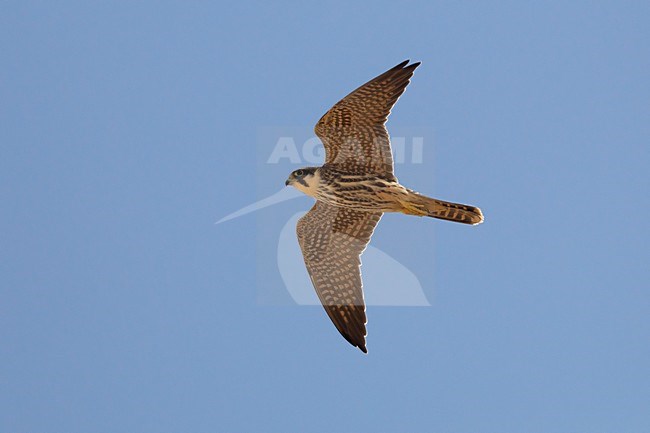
left=285, top=167, right=319, bottom=195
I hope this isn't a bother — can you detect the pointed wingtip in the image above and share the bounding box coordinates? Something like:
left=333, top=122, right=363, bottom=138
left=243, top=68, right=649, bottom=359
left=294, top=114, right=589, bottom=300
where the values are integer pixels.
left=408, top=61, right=421, bottom=71
left=340, top=330, right=368, bottom=354
left=393, top=60, right=421, bottom=74
left=397, top=59, right=421, bottom=67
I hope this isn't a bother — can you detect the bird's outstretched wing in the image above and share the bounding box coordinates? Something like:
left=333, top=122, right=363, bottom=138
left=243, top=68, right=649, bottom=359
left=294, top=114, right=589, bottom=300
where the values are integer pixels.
left=314, top=60, right=420, bottom=179
left=296, top=201, right=382, bottom=353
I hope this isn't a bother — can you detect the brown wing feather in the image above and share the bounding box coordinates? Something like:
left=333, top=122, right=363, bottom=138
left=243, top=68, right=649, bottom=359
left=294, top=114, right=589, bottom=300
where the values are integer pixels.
left=296, top=201, right=382, bottom=353
left=314, top=60, right=420, bottom=179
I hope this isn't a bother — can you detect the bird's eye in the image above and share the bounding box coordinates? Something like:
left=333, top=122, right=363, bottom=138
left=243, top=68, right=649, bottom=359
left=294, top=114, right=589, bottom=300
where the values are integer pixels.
left=295, top=169, right=304, bottom=177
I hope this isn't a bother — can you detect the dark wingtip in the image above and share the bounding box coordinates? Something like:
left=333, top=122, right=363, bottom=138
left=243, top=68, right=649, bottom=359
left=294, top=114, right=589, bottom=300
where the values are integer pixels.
left=406, top=61, right=421, bottom=72
left=341, top=333, right=368, bottom=354
left=395, top=59, right=410, bottom=69
left=394, top=60, right=421, bottom=74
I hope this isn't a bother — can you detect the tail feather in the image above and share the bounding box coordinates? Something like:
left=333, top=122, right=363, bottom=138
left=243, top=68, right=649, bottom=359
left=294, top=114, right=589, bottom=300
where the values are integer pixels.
left=401, top=193, right=484, bottom=225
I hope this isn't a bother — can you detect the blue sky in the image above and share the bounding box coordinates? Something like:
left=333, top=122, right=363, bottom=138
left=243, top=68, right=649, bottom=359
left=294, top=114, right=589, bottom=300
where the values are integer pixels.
left=1, top=1, right=649, bottom=432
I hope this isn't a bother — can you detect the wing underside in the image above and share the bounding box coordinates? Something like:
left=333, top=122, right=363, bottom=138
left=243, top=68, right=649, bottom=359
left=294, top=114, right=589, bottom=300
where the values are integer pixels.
left=314, top=60, right=420, bottom=178
left=296, top=201, right=382, bottom=353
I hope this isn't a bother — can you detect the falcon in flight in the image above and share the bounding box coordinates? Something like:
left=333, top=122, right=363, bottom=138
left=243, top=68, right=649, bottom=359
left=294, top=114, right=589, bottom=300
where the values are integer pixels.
left=285, top=60, right=483, bottom=353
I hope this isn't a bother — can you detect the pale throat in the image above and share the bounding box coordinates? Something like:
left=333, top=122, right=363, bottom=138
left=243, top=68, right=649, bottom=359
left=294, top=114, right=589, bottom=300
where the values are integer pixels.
left=293, top=171, right=321, bottom=197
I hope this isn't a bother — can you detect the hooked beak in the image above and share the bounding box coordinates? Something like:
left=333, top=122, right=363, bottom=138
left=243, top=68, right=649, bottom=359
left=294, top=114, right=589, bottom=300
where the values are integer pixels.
left=285, top=179, right=291, bottom=186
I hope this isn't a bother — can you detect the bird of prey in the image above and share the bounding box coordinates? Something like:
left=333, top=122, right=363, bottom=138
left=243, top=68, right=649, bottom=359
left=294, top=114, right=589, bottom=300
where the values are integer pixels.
left=285, top=60, right=483, bottom=353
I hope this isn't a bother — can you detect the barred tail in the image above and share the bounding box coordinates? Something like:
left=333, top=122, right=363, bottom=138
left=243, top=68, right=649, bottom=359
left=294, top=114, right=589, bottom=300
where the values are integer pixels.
left=401, top=193, right=484, bottom=225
